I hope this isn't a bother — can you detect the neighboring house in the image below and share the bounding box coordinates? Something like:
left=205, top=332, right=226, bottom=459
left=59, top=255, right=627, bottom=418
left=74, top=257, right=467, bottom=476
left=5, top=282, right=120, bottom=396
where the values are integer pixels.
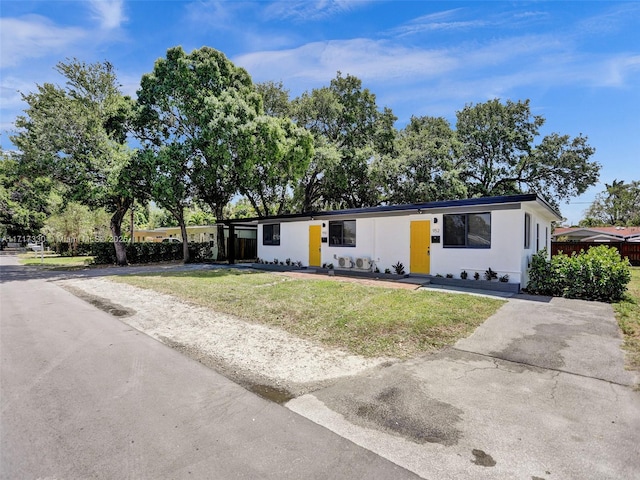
left=245, top=194, right=561, bottom=287
left=551, top=225, right=640, bottom=266
left=552, top=226, right=640, bottom=243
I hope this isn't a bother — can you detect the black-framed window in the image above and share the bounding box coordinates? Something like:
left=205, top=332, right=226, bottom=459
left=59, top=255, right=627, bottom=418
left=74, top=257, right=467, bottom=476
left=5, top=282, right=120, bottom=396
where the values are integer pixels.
left=524, top=213, right=531, bottom=249
left=263, top=224, right=280, bottom=245
left=329, top=220, right=356, bottom=246
left=443, top=213, right=491, bottom=248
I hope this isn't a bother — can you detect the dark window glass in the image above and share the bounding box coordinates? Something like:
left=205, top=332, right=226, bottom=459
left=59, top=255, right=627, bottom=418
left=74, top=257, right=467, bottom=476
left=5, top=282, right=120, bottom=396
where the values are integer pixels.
left=263, top=224, right=280, bottom=245
left=443, top=215, right=466, bottom=246
left=444, top=213, right=491, bottom=248
left=524, top=213, right=531, bottom=249
left=329, top=220, right=356, bottom=247
left=468, top=213, right=491, bottom=247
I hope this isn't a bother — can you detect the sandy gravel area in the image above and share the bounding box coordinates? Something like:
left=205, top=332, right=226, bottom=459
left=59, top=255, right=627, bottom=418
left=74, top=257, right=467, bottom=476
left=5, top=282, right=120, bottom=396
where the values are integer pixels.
left=58, top=277, right=392, bottom=398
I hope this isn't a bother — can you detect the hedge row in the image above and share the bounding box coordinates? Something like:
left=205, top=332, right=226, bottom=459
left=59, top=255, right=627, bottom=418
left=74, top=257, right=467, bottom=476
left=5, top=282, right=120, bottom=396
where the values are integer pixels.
left=526, top=246, right=631, bottom=302
left=51, top=242, right=93, bottom=256
left=91, top=242, right=215, bottom=265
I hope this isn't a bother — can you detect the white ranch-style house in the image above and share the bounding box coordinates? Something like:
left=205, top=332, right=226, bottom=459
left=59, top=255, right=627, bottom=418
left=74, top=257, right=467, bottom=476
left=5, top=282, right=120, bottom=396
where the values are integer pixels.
left=251, top=194, right=561, bottom=289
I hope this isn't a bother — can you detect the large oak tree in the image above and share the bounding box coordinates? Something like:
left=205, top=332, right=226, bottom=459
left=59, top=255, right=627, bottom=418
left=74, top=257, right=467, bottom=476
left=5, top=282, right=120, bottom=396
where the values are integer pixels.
left=135, top=46, right=262, bottom=261
left=456, top=99, right=599, bottom=205
left=10, top=59, right=142, bottom=264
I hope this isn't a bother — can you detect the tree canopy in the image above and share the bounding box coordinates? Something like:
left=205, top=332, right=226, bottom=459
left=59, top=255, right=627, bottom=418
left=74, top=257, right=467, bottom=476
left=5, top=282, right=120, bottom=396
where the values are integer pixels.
left=6, top=47, right=605, bottom=255
left=455, top=99, right=598, bottom=205
left=582, top=180, right=640, bottom=226
left=10, top=59, right=141, bottom=264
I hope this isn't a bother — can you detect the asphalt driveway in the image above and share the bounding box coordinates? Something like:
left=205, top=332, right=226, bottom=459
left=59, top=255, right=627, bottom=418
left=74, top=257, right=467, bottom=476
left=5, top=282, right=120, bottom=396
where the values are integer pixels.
left=288, top=294, right=640, bottom=480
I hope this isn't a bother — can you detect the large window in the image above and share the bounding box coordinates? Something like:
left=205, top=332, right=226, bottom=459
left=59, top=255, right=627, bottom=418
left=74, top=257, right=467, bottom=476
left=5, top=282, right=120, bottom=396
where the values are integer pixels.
left=443, top=213, right=491, bottom=248
left=329, top=220, right=356, bottom=246
left=263, top=224, right=280, bottom=245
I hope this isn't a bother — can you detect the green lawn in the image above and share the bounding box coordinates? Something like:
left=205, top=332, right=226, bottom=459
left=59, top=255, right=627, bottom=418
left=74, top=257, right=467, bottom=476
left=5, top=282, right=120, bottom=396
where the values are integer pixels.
left=112, top=270, right=505, bottom=358
left=19, top=254, right=93, bottom=268
left=613, top=266, right=640, bottom=371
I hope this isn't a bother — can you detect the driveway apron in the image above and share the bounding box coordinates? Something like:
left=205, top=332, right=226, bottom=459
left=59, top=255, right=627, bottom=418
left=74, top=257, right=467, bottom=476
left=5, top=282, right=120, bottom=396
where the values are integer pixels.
left=288, top=294, right=640, bottom=480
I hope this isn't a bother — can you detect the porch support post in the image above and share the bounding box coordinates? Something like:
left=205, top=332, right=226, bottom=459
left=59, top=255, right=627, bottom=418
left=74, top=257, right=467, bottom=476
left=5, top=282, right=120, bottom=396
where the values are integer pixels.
left=228, top=223, right=236, bottom=265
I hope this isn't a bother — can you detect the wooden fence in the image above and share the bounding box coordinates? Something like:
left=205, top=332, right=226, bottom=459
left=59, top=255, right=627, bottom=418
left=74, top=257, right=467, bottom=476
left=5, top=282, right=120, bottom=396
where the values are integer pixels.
left=225, top=237, right=257, bottom=261
left=551, top=241, right=640, bottom=266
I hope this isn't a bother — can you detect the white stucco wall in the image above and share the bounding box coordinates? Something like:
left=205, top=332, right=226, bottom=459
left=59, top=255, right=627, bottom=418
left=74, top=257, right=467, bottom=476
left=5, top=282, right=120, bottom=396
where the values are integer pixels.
left=428, top=210, right=523, bottom=284
left=257, top=201, right=557, bottom=285
left=258, top=221, right=315, bottom=265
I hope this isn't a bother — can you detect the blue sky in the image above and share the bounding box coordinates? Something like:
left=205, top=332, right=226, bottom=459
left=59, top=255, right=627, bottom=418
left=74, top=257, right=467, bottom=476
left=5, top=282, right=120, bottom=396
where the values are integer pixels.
left=1, top=1, right=639, bottom=224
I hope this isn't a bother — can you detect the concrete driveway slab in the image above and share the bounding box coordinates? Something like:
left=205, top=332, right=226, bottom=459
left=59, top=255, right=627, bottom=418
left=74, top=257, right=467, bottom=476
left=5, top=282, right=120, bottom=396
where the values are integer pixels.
left=289, top=295, right=640, bottom=480
left=454, top=295, right=637, bottom=386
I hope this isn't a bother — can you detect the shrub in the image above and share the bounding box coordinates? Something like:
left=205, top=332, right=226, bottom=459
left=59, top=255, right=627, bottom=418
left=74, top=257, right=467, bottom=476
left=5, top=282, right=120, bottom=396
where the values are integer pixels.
left=473, top=272, right=480, bottom=280
left=91, top=242, right=213, bottom=265
left=526, top=246, right=631, bottom=302
left=460, top=270, right=468, bottom=280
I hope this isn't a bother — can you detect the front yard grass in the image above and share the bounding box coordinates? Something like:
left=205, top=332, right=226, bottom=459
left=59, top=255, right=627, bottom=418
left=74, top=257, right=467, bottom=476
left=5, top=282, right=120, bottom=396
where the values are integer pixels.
left=614, top=266, right=640, bottom=371
left=112, top=270, right=505, bottom=358
left=19, top=253, right=93, bottom=268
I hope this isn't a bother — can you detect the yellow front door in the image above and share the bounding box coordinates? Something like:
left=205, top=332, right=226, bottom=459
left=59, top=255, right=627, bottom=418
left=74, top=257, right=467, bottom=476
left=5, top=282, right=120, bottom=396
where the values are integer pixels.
left=410, top=220, right=431, bottom=274
left=309, top=225, right=321, bottom=267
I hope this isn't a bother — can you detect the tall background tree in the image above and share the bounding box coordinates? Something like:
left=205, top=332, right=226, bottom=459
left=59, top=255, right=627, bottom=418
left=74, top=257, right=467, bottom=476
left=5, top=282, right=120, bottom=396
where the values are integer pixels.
left=237, top=115, right=313, bottom=217
left=135, top=46, right=263, bottom=261
left=373, top=116, right=467, bottom=204
left=291, top=73, right=396, bottom=211
left=10, top=59, right=141, bottom=264
left=0, top=147, right=53, bottom=239
left=455, top=99, right=599, bottom=206
left=582, top=180, right=640, bottom=226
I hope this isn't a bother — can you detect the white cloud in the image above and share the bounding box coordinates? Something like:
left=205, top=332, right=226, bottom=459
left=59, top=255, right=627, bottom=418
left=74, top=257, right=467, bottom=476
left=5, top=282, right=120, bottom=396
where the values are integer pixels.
left=263, top=0, right=372, bottom=21
left=598, top=54, right=640, bottom=88
left=391, top=8, right=487, bottom=36
left=234, top=31, right=640, bottom=126
left=0, top=15, right=86, bottom=68
left=88, top=0, right=127, bottom=30
left=235, top=38, right=458, bottom=89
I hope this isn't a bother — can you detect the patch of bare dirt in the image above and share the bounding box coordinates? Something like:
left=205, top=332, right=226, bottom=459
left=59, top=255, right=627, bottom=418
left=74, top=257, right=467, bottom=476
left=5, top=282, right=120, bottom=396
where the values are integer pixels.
left=57, top=277, right=392, bottom=399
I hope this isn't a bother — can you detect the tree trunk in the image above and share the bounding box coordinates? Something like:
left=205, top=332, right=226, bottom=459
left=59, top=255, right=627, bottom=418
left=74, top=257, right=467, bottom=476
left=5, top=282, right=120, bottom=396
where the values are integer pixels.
left=110, top=203, right=130, bottom=266
left=178, top=215, right=190, bottom=263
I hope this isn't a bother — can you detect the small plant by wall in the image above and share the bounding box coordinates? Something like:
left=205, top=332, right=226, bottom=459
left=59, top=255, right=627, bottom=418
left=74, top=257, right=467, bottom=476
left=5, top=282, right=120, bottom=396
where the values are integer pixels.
left=484, top=268, right=498, bottom=281
left=460, top=270, right=468, bottom=280
left=392, top=261, right=405, bottom=275
left=473, top=272, right=480, bottom=280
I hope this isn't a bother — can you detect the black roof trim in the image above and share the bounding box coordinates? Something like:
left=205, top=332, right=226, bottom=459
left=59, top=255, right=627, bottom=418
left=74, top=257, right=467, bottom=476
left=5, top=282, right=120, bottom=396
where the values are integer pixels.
left=225, top=194, right=562, bottom=224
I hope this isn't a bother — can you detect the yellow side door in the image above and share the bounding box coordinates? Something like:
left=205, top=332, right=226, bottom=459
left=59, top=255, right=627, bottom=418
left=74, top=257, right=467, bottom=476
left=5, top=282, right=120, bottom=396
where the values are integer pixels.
left=410, top=220, right=431, bottom=274
left=308, top=225, right=321, bottom=267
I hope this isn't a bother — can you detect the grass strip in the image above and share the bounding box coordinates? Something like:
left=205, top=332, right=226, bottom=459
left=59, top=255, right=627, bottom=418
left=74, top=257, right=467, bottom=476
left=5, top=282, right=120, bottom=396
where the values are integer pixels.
left=112, top=269, right=504, bottom=358
left=613, top=266, right=640, bottom=371
left=19, top=254, right=93, bottom=267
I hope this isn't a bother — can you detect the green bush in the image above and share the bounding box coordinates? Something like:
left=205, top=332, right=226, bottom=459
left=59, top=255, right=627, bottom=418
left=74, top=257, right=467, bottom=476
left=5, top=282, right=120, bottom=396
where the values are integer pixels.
left=527, top=246, right=631, bottom=302
left=91, top=242, right=214, bottom=265
left=52, top=242, right=93, bottom=256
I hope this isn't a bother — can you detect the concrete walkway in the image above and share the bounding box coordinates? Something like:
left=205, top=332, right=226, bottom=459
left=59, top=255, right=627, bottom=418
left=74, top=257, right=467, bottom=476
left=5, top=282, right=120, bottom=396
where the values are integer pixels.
left=288, top=294, right=640, bottom=480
